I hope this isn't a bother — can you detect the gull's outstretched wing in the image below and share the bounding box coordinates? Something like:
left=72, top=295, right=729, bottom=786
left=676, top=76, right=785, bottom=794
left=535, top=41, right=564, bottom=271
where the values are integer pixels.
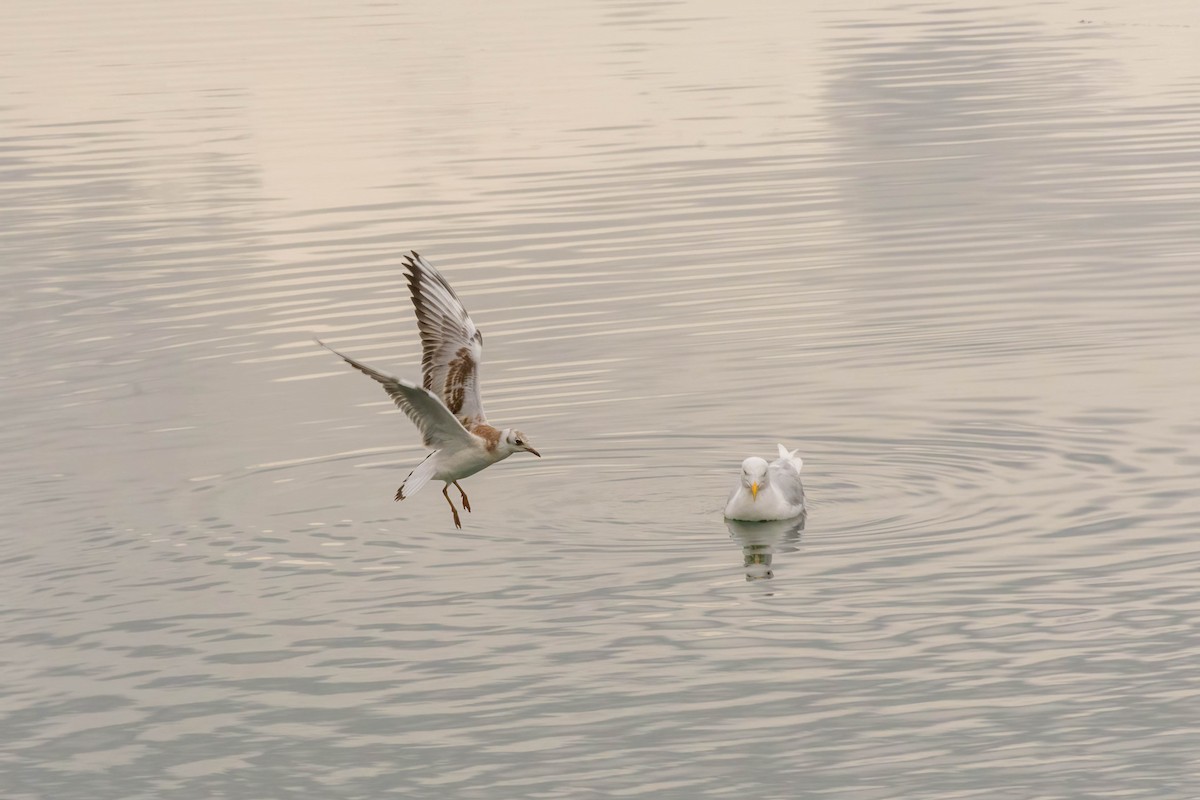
left=403, top=251, right=487, bottom=426
left=317, top=340, right=476, bottom=449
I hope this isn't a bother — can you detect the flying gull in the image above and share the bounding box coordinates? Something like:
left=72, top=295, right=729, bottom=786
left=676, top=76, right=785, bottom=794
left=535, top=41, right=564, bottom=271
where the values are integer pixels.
left=318, top=251, right=540, bottom=528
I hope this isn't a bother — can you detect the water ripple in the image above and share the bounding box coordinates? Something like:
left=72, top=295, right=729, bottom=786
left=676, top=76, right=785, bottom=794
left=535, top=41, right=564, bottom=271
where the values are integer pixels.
left=4, top=1, right=1200, bottom=798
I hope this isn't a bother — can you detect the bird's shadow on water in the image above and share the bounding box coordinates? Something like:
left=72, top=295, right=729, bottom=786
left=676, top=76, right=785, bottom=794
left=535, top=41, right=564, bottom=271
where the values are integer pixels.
left=724, top=515, right=806, bottom=582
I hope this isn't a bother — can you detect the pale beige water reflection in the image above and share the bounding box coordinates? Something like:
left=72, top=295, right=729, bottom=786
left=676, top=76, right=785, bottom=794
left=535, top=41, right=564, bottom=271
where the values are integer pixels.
left=3, top=1, right=1200, bottom=798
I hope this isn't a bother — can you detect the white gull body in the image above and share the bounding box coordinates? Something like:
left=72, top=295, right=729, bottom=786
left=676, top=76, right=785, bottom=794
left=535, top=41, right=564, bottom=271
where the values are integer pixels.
left=723, top=444, right=806, bottom=522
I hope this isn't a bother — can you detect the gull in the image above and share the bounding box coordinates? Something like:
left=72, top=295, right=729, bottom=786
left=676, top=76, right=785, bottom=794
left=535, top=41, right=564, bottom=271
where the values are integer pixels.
left=723, top=444, right=806, bottom=521
left=317, top=251, right=540, bottom=528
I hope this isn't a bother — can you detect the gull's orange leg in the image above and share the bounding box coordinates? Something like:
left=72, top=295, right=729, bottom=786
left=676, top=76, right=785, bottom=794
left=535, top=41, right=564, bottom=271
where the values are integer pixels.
left=441, top=484, right=462, bottom=529
left=453, top=481, right=471, bottom=513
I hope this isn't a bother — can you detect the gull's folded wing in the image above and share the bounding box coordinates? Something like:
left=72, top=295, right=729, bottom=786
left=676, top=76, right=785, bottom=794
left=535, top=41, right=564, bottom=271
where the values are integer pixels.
left=768, top=458, right=806, bottom=508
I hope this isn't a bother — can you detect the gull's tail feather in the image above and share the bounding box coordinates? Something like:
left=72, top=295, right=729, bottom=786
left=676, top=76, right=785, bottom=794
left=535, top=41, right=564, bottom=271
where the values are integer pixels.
left=776, top=443, right=803, bottom=472
left=396, top=451, right=439, bottom=501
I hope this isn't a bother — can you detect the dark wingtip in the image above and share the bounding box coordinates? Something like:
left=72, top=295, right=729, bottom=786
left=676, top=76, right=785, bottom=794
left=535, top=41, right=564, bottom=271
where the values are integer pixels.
left=403, top=251, right=423, bottom=290
left=315, top=339, right=348, bottom=362
left=395, top=487, right=405, bottom=501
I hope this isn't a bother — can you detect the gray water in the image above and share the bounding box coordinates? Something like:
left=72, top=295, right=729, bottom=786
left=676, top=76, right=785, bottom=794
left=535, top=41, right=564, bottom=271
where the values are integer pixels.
left=4, top=2, right=1200, bottom=798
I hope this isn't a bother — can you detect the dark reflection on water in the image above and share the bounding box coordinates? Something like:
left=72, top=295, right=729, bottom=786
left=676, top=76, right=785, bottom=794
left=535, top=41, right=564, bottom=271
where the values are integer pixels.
left=725, top=515, right=805, bottom=581
left=3, top=1, right=1200, bottom=798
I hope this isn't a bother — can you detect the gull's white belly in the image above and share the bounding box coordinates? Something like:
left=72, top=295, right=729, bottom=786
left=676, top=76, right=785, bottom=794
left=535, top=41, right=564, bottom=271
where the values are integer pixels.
left=433, top=444, right=509, bottom=483
left=724, top=485, right=805, bottom=521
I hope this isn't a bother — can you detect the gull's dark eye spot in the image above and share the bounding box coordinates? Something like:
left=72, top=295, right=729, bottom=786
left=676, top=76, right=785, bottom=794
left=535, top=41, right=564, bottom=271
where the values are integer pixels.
left=515, top=438, right=523, bottom=446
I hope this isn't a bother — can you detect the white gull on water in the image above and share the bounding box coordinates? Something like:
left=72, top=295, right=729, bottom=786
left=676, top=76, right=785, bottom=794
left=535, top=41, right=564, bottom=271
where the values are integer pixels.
left=317, top=251, right=540, bottom=529
left=723, top=444, right=806, bottom=522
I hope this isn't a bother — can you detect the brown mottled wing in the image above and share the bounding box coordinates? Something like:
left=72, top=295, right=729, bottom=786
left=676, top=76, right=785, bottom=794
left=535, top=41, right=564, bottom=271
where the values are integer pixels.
left=316, top=340, right=475, bottom=450
left=403, top=251, right=488, bottom=425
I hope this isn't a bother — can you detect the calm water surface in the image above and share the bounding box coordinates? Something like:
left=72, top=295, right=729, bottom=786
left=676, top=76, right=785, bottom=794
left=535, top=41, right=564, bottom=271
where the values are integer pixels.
left=4, top=2, right=1200, bottom=797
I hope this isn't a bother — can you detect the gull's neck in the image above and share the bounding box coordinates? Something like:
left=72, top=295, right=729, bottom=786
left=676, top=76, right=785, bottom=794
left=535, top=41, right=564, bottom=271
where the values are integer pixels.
left=466, top=421, right=504, bottom=453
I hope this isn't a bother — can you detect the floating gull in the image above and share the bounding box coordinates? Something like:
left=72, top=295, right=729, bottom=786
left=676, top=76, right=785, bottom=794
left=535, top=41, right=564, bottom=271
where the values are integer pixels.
left=723, top=444, right=806, bottom=521
left=317, top=251, right=540, bottom=528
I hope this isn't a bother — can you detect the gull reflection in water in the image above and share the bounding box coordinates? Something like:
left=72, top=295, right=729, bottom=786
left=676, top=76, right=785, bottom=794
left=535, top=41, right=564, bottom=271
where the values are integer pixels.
left=725, top=515, right=806, bottom=581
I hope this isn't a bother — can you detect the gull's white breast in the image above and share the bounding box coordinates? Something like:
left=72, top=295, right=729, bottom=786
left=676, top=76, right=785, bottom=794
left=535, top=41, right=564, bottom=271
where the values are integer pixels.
left=724, top=485, right=805, bottom=521
left=433, top=441, right=510, bottom=483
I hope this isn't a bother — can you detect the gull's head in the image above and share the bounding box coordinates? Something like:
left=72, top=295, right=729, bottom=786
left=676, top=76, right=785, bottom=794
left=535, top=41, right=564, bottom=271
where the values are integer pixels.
left=740, top=456, right=769, bottom=500
left=503, top=428, right=541, bottom=458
